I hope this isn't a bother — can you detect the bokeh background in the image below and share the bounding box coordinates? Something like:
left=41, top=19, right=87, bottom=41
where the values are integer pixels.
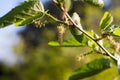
left=0, top=0, right=120, bottom=80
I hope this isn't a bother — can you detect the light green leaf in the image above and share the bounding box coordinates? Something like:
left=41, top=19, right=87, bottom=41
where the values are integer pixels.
left=0, top=0, right=44, bottom=27
left=64, top=0, right=72, bottom=11
left=48, top=38, right=85, bottom=47
left=112, top=27, right=120, bottom=37
left=100, top=12, right=113, bottom=30
left=84, top=0, right=104, bottom=7
left=69, top=58, right=111, bottom=80
left=55, top=0, right=72, bottom=11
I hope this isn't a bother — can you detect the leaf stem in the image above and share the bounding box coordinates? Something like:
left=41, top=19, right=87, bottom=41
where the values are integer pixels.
left=65, top=12, right=118, bottom=61
left=44, top=12, right=67, bottom=25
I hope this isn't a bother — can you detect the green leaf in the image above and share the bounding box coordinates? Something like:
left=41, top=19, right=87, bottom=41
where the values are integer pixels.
left=84, top=0, right=104, bottom=7
left=102, top=25, right=120, bottom=37
left=33, top=11, right=61, bottom=27
left=48, top=38, right=85, bottom=47
left=100, top=12, right=113, bottom=30
left=69, top=26, right=89, bottom=45
left=70, top=25, right=101, bottom=51
left=112, top=27, right=120, bottom=37
left=64, top=0, right=72, bottom=11
left=70, top=12, right=85, bottom=43
left=70, top=13, right=101, bottom=51
left=0, top=0, right=44, bottom=27
left=55, top=0, right=72, bottom=11
left=69, top=58, right=111, bottom=80
left=72, top=12, right=83, bottom=32
left=104, top=25, right=118, bottom=32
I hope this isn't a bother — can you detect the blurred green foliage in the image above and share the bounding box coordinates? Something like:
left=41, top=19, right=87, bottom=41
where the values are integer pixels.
left=1, top=0, right=120, bottom=80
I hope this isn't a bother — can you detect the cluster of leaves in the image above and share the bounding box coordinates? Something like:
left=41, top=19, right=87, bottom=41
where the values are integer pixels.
left=0, top=0, right=120, bottom=80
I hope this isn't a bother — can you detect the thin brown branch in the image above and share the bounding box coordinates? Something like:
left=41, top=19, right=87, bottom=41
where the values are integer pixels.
left=53, top=0, right=118, bottom=60
left=65, top=12, right=118, bottom=61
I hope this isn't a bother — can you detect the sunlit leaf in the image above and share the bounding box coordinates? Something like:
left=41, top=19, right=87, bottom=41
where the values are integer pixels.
left=0, top=0, right=44, bottom=27
left=69, top=58, right=111, bottom=80
left=64, top=0, right=72, bottom=11
left=104, top=25, right=118, bottom=32
left=112, top=27, right=120, bottom=37
left=84, top=0, right=104, bottom=7
left=48, top=38, right=85, bottom=47
left=100, top=12, right=113, bottom=30
left=55, top=0, right=72, bottom=11
left=72, top=12, right=83, bottom=33
left=69, top=12, right=84, bottom=43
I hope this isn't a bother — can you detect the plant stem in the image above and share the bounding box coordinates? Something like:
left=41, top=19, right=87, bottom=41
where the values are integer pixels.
left=44, top=12, right=66, bottom=25
left=65, top=12, right=118, bottom=61
left=53, top=0, right=118, bottom=61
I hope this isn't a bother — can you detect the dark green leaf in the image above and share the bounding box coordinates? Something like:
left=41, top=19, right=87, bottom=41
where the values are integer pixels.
left=69, top=58, right=111, bottom=80
left=69, top=26, right=88, bottom=46
left=70, top=26, right=101, bottom=51
left=100, top=12, right=113, bottom=30
left=70, top=12, right=101, bottom=50
left=48, top=38, right=85, bottom=47
left=0, top=0, right=44, bottom=27
left=84, top=0, right=104, bottom=7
